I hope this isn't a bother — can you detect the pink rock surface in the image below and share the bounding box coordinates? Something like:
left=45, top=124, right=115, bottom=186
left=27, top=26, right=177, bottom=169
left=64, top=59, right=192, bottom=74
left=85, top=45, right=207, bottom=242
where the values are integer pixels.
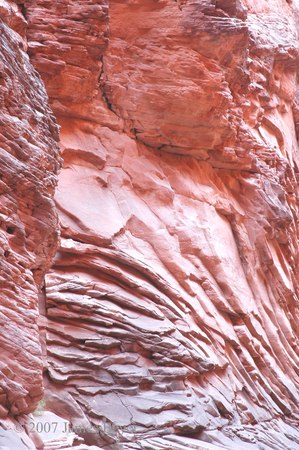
left=0, top=0, right=60, bottom=421
left=24, top=0, right=299, bottom=448
left=2, top=0, right=299, bottom=449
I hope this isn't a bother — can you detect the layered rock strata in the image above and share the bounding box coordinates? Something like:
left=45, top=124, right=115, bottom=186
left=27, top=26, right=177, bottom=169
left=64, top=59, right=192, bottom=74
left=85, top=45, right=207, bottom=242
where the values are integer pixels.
left=0, top=0, right=60, bottom=422
left=2, top=0, right=299, bottom=449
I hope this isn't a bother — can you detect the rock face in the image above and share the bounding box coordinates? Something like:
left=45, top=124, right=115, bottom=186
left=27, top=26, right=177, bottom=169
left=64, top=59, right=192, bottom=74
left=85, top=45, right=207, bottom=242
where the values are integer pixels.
left=2, top=0, right=299, bottom=449
left=0, top=0, right=60, bottom=421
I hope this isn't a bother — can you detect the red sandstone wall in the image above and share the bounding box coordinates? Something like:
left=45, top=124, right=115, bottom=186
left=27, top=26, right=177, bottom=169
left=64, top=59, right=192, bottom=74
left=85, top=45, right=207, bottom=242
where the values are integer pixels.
left=2, top=1, right=299, bottom=449
left=0, top=0, right=60, bottom=420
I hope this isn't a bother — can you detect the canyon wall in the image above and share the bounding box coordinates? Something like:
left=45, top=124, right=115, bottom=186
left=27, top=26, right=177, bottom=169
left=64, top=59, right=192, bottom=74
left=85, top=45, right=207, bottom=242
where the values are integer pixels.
left=2, top=0, right=299, bottom=449
left=0, top=1, right=61, bottom=447
left=0, top=0, right=61, bottom=422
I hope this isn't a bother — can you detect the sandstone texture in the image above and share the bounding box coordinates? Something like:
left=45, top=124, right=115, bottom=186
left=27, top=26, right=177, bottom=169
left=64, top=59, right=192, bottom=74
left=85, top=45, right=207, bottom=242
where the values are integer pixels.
left=2, top=0, right=299, bottom=450
left=0, top=0, right=60, bottom=423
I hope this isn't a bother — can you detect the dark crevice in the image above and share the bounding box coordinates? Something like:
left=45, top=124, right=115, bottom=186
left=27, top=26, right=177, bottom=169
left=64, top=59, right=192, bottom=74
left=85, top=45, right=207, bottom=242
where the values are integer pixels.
left=20, top=3, right=27, bottom=20
left=39, top=285, right=47, bottom=316
left=6, top=225, right=15, bottom=234
left=101, top=89, right=114, bottom=112
left=98, top=59, right=116, bottom=113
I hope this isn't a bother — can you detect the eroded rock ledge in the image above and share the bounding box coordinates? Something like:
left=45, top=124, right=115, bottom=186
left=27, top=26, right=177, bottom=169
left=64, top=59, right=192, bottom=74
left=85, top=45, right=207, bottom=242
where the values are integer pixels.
left=2, top=1, right=299, bottom=450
